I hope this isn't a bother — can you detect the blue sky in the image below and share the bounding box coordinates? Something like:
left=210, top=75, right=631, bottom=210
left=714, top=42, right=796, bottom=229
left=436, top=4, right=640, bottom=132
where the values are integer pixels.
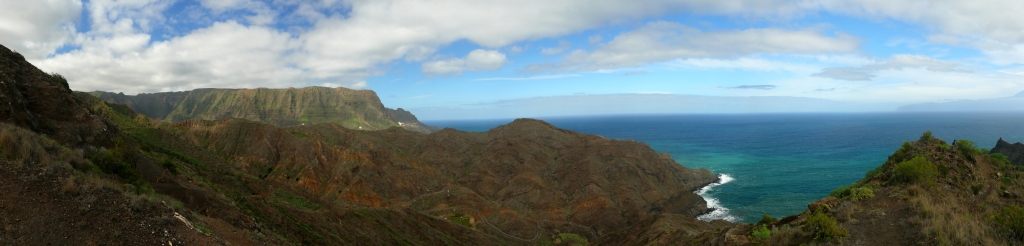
left=4, top=0, right=1024, bottom=120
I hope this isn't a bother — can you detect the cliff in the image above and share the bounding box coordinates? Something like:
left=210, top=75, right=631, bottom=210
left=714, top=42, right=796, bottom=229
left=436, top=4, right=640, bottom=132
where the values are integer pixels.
left=89, top=87, right=439, bottom=133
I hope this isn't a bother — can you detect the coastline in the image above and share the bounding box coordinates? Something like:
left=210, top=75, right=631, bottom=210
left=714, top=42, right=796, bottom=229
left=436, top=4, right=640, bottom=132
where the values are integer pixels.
left=694, top=174, right=736, bottom=222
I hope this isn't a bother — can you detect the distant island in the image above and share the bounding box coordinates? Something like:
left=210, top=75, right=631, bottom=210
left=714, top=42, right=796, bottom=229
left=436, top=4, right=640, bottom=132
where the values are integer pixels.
left=897, top=91, right=1024, bottom=112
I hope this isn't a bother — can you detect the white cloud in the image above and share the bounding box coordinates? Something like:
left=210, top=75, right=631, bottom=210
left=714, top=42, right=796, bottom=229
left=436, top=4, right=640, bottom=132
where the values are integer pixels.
left=540, top=40, right=572, bottom=55
left=199, top=0, right=276, bottom=26
left=528, top=21, right=859, bottom=72
left=820, top=1, right=1024, bottom=65
left=0, top=0, right=81, bottom=59
left=36, top=21, right=320, bottom=94
left=421, top=58, right=465, bottom=77
left=296, top=0, right=813, bottom=86
left=813, top=54, right=971, bottom=81
left=588, top=35, right=602, bottom=45
left=465, top=49, right=506, bottom=71
left=422, top=49, right=507, bottom=76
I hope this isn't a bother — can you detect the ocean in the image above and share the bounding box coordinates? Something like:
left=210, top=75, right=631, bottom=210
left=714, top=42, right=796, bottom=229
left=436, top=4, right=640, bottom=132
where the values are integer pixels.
left=423, top=112, right=1024, bottom=223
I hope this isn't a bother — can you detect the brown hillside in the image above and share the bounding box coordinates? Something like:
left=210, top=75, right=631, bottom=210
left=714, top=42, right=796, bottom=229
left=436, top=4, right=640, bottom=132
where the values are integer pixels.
left=171, top=117, right=718, bottom=242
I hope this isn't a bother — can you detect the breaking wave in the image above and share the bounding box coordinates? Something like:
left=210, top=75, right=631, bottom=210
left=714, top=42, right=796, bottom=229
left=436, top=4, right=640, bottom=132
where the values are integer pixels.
left=695, top=174, right=738, bottom=222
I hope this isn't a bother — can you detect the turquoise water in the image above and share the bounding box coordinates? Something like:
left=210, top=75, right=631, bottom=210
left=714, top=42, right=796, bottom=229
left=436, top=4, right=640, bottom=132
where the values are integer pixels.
left=424, top=112, right=1024, bottom=223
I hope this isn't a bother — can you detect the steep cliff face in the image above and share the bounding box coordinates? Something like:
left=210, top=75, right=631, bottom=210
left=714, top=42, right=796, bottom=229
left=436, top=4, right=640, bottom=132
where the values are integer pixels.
left=90, top=87, right=438, bottom=133
left=992, top=138, right=1024, bottom=166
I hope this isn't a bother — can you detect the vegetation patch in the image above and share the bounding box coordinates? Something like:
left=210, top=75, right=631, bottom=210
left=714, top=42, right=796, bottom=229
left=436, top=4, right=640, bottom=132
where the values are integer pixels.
left=274, top=190, right=322, bottom=210
left=447, top=213, right=473, bottom=228
left=558, top=233, right=589, bottom=246
left=994, top=205, right=1024, bottom=240
left=848, top=186, right=875, bottom=201
left=891, top=156, right=939, bottom=188
left=758, top=214, right=778, bottom=226
left=751, top=224, right=771, bottom=240
left=805, top=209, right=847, bottom=242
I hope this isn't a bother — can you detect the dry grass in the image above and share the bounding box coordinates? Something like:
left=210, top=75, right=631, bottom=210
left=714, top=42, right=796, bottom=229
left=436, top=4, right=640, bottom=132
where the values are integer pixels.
left=912, top=195, right=1002, bottom=246
left=0, top=123, right=88, bottom=172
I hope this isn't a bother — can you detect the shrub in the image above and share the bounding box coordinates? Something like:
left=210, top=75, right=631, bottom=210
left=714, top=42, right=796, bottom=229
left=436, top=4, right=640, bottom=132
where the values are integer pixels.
left=892, top=156, right=939, bottom=187
left=758, top=214, right=778, bottom=226
left=957, top=140, right=981, bottom=156
left=751, top=224, right=771, bottom=239
left=805, top=210, right=847, bottom=242
left=161, top=158, right=179, bottom=175
left=829, top=185, right=851, bottom=198
left=919, top=131, right=934, bottom=142
left=49, top=72, right=70, bottom=90
left=558, top=233, right=589, bottom=246
left=994, top=205, right=1024, bottom=240
left=992, top=153, right=1011, bottom=164
left=849, top=187, right=875, bottom=201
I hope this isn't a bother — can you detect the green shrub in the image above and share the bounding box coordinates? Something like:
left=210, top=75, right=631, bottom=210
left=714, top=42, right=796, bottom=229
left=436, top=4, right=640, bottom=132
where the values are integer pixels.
left=849, top=187, right=875, bottom=201
left=751, top=224, right=771, bottom=239
left=448, top=213, right=472, bottom=228
left=758, top=214, right=778, bottom=226
left=919, top=131, right=934, bottom=142
left=972, top=184, right=984, bottom=195
left=558, top=233, right=588, bottom=246
left=805, top=210, right=847, bottom=242
left=892, top=156, right=939, bottom=187
left=994, top=205, right=1024, bottom=240
left=49, top=72, right=69, bottom=90
left=829, top=185, right=851, bottom=198
left=992, top=153, right=1011, bottom=164
left=161, top=158, right=179, bottom=175
left=957, top=140, right=980, bottom=156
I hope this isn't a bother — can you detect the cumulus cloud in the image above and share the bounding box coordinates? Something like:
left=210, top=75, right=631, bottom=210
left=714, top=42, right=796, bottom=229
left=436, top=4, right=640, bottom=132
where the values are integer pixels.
left=0, top=0, right=81, bottom=59
left=421, top=58, right=466, bottom=77
left=37, top=21, right=320, bottom=93
left=422, top=49, right=507, bottom=76
left=526, top=21, right=859, bottom=73
left=812, top=54, right=971, bottom=81
left=465, top=49, right=507, bottom=71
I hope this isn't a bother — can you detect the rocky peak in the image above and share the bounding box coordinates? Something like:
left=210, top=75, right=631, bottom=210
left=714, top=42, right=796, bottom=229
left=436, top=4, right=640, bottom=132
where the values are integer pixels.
left=992, top=138, right=1024, bottom=165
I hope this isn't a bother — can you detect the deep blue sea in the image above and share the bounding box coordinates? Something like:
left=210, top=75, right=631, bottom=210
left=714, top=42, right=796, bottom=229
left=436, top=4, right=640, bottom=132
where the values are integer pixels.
left=424, top=112, right=1024, bottom=223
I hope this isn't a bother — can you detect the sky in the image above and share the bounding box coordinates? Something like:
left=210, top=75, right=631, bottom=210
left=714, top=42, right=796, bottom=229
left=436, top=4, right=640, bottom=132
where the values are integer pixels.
left=4, top=0, right=1024, bottom=120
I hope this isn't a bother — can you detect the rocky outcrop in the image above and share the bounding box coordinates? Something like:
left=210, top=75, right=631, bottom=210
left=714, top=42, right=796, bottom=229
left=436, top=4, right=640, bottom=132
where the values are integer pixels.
left=992, top=138, right=1024, bottom=166
left=0, top=44, right=115, bottom=148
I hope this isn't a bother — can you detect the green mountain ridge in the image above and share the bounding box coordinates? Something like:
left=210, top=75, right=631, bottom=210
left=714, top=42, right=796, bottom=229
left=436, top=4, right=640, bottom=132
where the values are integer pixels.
left=88, top=87, right=440, bottom=133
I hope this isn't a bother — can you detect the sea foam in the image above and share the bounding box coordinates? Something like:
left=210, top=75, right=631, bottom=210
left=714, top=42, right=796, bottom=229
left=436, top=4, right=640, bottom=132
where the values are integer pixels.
left=696, top=174, right=739, bottom=222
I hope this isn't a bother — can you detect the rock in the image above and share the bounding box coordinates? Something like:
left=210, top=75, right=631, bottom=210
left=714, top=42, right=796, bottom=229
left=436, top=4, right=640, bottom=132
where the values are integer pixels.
left=992, top=138, right=1024, bottom=166
left=808, top=197, right=840, bottom=213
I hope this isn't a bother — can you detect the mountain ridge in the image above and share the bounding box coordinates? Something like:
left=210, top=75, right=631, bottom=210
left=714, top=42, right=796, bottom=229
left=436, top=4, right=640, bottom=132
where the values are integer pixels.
left=88, top=87, right=440, bottom=133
